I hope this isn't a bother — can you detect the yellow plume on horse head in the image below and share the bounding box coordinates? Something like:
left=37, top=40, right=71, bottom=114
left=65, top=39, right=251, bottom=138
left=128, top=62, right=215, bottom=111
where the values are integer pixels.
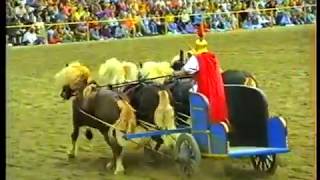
left=54, top=61, right=92, bottom=90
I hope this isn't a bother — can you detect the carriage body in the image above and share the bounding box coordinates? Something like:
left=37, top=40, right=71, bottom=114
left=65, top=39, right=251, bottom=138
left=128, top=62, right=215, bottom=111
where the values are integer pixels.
left=174, top=85, right=289, bottom=175
left=189, top=85, right=289, bottom=158
left=124, top=85, right=289, bottom=176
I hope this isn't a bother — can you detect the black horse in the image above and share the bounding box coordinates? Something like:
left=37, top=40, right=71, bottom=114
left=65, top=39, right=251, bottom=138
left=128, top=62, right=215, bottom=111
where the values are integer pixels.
left=121, top=80, right=176, bottom=151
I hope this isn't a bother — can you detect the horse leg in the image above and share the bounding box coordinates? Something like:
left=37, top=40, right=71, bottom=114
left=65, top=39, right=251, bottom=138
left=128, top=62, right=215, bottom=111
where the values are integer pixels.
left=144, top=136, right=163, bottom=163
left=67, top=125, right=79, bottom=159
left=113, top=146, right=125, bottom=175
left=84, top=128, right=93, bottom=150
left=104, top=130, right=125, bottom=175
left=153, top=136, right=164, bottom=151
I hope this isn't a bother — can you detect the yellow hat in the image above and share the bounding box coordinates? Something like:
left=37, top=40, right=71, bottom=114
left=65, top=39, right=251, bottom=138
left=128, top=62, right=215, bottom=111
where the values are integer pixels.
left=195, top=39, right=208, bottom=54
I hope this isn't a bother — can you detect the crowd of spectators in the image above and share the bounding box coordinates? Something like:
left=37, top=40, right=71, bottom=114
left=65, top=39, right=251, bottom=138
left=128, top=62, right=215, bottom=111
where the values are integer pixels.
left=6, top=0, right=316, bottom=46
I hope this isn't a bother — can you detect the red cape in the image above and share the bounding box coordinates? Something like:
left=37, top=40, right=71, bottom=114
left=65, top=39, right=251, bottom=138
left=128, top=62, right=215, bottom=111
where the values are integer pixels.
left=195, top=52, right=229, bottom=124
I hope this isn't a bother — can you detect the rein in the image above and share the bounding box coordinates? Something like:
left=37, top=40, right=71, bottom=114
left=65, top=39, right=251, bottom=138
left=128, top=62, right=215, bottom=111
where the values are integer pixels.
left=96, top=75, right=175, bottom=89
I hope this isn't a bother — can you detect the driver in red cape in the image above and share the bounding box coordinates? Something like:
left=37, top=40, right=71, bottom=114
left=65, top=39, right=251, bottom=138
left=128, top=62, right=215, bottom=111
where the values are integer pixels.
left=173, top=24, right=229, bottom=125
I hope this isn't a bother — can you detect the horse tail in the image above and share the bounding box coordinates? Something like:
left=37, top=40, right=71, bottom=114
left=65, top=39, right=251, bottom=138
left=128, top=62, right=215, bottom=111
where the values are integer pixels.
left=85, top=128, right=93, bottom=140
left=155, top=90, right=176, bottom=148
left=116, top=99, right=137, bottom=134
left=155, top=90, right=175, bottom=130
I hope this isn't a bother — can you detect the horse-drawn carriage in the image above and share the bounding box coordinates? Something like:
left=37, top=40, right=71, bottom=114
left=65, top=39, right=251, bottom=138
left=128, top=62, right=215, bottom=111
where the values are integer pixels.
left=123, top=84, right=289, bottom=177
left=55, top=62, right=289, bottom=177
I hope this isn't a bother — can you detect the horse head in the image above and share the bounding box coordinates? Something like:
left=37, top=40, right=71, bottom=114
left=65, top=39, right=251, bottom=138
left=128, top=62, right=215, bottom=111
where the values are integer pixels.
left=171, top=49, right=187, bottom=71
left=55, top=62, right=92, bottom=100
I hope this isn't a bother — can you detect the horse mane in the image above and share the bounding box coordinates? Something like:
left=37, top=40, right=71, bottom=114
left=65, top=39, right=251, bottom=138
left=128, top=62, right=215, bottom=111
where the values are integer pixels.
left=140, top=61, right=174, bottom=84
left=99, top=58, right=139, bottom=85
left=83, top=83, right=98, bottom=98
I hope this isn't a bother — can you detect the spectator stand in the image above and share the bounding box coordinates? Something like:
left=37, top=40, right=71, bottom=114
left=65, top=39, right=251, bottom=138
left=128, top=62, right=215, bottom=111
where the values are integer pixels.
left=5, top=0, right=316, bottom=47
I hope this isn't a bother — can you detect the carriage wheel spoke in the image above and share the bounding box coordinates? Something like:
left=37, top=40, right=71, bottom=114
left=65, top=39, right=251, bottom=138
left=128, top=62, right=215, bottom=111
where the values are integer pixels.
left=265, top=159, right=271, bottom=169
left=266, top=156, right=273, bottom=164
left=257, top=159, right=262, bottom=169
left=262, top=161, right=268, bottom=171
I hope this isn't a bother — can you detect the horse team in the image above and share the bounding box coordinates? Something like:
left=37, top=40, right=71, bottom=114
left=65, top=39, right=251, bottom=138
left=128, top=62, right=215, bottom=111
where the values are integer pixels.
left=54, top=51, right=258, bottom=175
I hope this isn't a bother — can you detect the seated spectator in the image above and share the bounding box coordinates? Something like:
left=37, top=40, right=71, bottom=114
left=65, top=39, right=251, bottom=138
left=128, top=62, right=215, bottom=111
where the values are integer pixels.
left=90, top=26, right=103, bottom=40
left=114, top=25, right=126, bottom=38
left=168, top=22, right=179, bottom=34
left=40, top=9, right=52, bottom=24
left=291, top=14, right=304, bottom=25
left=122, top=13, right=136, bottom=37
left=154, top=11, right=165, bottom=34
left=242, top=19, right=251, bottom=29
left=22, top=26, right=44, bottom=45
left=74, top=17, right=88, bottom=41
left=279, top=12, right=294, bottom=26
left=176, top=19, right=187, bottom=34
left=304, top=8, right=316, bottom=24
left=47, top=25, right=62, bottom=44
left=251, top=13, right=263, bottom=29
left=213, top=15, right=232, bottom=31
left=106, top=12, right=119, bottom=36
left=100, top=25, right=112, bottom=39
left=133, top=11, right=143, bottom=37
left=185, top=21, right=196, bottom=33
left=259, top=12, right=272, bottom=27
left=192, top=10, right=202, bottom=26
left=89, top=0, right=102, bottom=15
left=165, top=11, right=179, bottom=34
left=60, top=24, right=75, bottom=42
left=149, top=16, right=159, bottom=35
left=230, top=13, right=238, bottom=30
left=140, top=14, right=152, bottom=35
left=117, top=0, right=129, bottom=13
left=15, top=3, right=28, bottom=19
left=7, top=18, right=25, bottom=46
left=72, top=5, right=89, bottom=22
left=180, top=9, right=191, bottom=26
left=61, top=1, right=73, bottom=18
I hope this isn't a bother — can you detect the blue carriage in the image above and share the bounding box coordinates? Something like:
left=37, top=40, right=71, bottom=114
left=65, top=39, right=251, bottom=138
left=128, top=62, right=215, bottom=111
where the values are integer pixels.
left=124, top=84, right=289, bottom=177
left=175, top=85, right=289, bottom=176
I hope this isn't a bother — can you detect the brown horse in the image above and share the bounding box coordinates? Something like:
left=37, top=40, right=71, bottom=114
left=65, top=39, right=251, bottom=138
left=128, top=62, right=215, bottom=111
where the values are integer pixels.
left=55, top=63, right=152, bottom=175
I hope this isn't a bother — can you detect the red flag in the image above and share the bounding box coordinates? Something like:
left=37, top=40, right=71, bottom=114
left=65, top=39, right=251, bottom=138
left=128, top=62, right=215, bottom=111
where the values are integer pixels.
left=197, top=23, right=205, bottom=39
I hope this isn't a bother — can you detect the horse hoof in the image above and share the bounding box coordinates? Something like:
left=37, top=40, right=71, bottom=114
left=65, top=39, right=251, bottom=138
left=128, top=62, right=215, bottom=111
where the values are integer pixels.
left=114, top=169, right=125, bottom=175
left=144, top=158, right=156, bottom=164
left=67, top=153, right=75, bottom=159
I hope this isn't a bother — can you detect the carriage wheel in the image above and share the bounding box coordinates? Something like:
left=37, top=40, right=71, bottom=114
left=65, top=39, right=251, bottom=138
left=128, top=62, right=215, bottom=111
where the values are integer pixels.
left=250, top=154, right=278, bottom=175
left=175, top=133, right=201, bottom=178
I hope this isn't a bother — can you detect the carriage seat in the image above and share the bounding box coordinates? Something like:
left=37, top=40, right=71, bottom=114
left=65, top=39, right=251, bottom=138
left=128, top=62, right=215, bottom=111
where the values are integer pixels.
left=224, top=85, right=268, bottom=147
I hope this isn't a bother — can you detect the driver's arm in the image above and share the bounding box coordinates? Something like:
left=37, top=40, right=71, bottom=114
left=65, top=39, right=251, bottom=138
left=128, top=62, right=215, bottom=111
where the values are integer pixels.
left=173, top=55, right=199, bottom=76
